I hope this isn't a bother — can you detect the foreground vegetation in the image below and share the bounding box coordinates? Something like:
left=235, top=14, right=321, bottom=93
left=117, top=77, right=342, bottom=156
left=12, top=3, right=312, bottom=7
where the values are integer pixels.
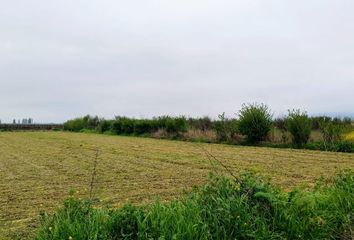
left=37, top=171, right=354, bottom=239
left=1, top=132, right=353, bottom=239
left=63, top=104, right=354, bottom=153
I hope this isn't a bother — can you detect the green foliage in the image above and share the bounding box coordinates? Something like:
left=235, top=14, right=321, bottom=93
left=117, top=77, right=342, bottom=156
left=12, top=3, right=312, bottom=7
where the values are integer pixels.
left=312, top=140, right=353, bottom=153
left=213, top=113, right=238, bottom=142
left=286, top=110, right=312, bottom=147
left=132, top=119, right=154, bottom=135
left=36, top=171, right=354, bottom=239
left=188, top=117, right=213, bottom=131
left=63, top=115, right=101, bottom=132
left=63, top=118, right=87, bottom=132
left=335, top=141, right=354, bottom=152
left=311, top=116, right=352, bottom=130
left=97, top=120, right=114, bottom=134
left=111, top=117, right=136, bottom=135
left=108, top=204, right=144, bottom=239
left=62, top=111, right=352, bottom=153
left=310, top=116, right=332, bottom=130
left=155, top=116, right=188, bottom=135
left=273, top=117, right=287, bottom=131
left=83, top=115, right=100, bottom=130
left=36, top=198, right=109, bottom=240
left=319, top=121, right=343, bottom=150
left=343, top=117, right=352, bottom=125
left=238, top=103, right=273, bottom=143
left=108, top=116, right=188, bottom=137
left=64, top=115, right=188, bottom=137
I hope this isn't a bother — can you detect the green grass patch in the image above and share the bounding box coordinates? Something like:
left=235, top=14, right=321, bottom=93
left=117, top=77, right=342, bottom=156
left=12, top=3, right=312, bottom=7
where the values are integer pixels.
left=36, top=171, right=354, bottom=240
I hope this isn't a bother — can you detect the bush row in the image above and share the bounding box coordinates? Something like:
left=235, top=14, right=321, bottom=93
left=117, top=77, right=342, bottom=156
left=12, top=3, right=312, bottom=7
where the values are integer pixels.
left=305, top=141, right=354, bottom=153
left=264, top=141, right=354, bottom=153
left=64, top=115, right=189, bottom=137
left=109, top=116, right=188, bottom=136
left=63, top=104, right=353, bottom=152
left=36, top=170, right=354, bottom=240
left=63, top=115, right=101, bottom=132
left=274, top=116, right=353, bottom=131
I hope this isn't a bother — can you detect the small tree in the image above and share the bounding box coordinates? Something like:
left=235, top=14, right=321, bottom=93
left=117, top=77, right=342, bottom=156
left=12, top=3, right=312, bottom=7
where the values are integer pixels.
left=237, top=103, right=273, bottom=143
left=286, top=110, right=311, bottom=147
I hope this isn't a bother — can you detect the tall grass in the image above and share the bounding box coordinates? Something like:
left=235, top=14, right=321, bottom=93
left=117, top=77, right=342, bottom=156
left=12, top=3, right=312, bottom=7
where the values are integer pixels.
left=36, top=170, right=353, bottom=240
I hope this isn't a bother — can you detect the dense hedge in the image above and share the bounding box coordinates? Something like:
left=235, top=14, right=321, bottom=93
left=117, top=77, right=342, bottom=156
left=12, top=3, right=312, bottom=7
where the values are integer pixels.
left=64, top=115, right=189, bottom=136
left=64, top=115, right=101, bottom=132
left=305, top=141, right=354, bottom=153
left=62, top=108, right=353, bottom=153
left=264, top=141, right=354, bottom=153
left=273, top=116, right=353, bottom=131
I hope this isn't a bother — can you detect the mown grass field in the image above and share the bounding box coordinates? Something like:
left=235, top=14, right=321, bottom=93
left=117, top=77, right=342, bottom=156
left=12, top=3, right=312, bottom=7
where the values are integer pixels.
left=0, top=132, right=353, bottom=239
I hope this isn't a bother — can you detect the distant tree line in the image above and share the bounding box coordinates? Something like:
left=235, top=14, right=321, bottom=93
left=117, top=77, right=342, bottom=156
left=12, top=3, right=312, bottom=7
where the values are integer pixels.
left=64, top=115, right=188, bottom=138
left=63, top=103, right=354, bottom=153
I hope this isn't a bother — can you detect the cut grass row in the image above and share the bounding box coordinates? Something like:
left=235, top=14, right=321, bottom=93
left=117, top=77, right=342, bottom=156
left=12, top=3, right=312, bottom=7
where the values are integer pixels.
left=0, top=132, right=353, bottom=239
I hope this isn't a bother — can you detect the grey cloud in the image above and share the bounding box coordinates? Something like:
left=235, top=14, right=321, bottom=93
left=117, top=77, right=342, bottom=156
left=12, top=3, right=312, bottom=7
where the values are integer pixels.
left=0, top=0, right=353, bottom=123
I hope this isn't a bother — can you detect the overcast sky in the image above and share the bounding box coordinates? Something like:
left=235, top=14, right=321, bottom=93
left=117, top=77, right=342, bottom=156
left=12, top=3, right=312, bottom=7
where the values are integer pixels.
left=0, top=0, right=353, bottom=123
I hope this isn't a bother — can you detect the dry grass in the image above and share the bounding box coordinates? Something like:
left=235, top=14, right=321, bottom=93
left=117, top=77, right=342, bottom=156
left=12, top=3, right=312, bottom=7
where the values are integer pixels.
left=269, top=128, right=323, bottom=144
left=182, top=129, right=218, bottom=142
left=0, top=132, right=353, bottom=239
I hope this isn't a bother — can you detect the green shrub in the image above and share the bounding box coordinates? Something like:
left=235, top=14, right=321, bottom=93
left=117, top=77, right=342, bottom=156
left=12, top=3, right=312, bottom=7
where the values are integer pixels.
left=111, top=118, right=123, bottom=135
left=273, top=117, right=287, bottom=131
left=119, top=117, right=135, bottom=135
left=286, top=110, right=312, bottom=147
left=109, top=116, right=187, bottom=137
left=97, top=120, right=113, bottom=133
left=133, top=119, right=156, bottom=135
left=319, top=121, right=343, bottom=150
left=63, top=118, right=86, bottom=132
left=310, top=116, right=332, bottom=130
left=63, top=115, right=101, bottom=132
left=334, top=141, right=354, bottom=153
left=188, top=117, right=213, bottom=131
left=108, top=204, right=144, bottom=240
left=83, top=115, right=100, bottom=130
left=36, top=171, right=354, bottom=239
left=213, top=113, right=238, bottom=142
left=237, top=103, right=273, bottom=143
left=310, top=141, right=354, bottom=152
left=343, top=117, right=352, bottom=125
left=156, top=116, right=188, bottom=136
left=111, top=117, right=135, bottom=135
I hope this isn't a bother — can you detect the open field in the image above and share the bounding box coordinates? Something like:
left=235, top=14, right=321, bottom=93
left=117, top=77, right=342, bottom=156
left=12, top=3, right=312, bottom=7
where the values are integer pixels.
left=0, top=132, right=353, bottom=239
